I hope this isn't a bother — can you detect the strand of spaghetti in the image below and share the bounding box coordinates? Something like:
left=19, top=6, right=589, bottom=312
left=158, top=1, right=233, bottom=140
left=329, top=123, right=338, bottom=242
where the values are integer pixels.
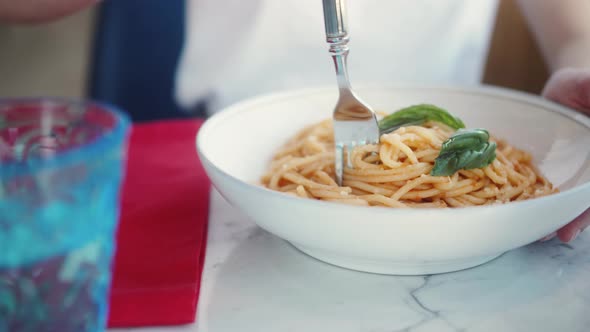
left=461, top=194, right=488, bottom=205
left=444, top=197, right=465, bottom=207
left=471, top=185, right=500, bottom=199
left=308, top=188, right=352, bottom=199
left=351, top=188, right=372, bottom=195
left=359, top=194, right=407, bottom=208
left=499, top=185, right=524, bottom=201
left=398, top=133, right=423, bottom=145
left=363, top=153, right=381, bottom=164
left=502, top=160, right=529, bottom=183
left=515, top=190, right=533, bottom=201
left=263, top=157, right=294, bottom=184
left=379, top=143, right=403, bottom=168
left=501, top=143, right=513, bottom=156
left=345, top=164, right=431, bottom=183
left=352, top=145, right=382, bottom=169
left=520, top=165, right=537, bottom=185
left=453, top=196, right=476, bottom=206
left=301, top=136, right=326, bottom=155
left=413, top=183, right=433, bottom=190
left=300, top=158, right=334, bottom=176
left=345, top=162, right=431, bottom=176
left=444, top=180, right=486, bottom=198
left=414, top=148, right=439, bottom=162
left=427, top=122, right=455, bottom=140
left=343, top=180, right=396, bottom=196
left=530, top=164, right=552, bottom=187
left=404, top=126, right=445, bottom=147
left=484, top=164, right=507, bottom=185
left=274, top=141, right=307, bottom=159
left=313, top=170, right=339, bottom=186
left=277, top=183, right=298, bottom=192
left=296, top=185, right=309, bottom=198
left=459, top=169, right=485, bottom=179
left=406, top=200, right=448, bottom=208
left=275, top=121, right=332, bottom=158
left=382, top=138, right=401, bottom=163
left=381, top=182, right=405, bottom=190
left=324, top=198, right=370, bottom=206
left=391, top=175, right=449, bottom=200
left=282, top=172, right=352, bottom=192
left=432, top=174, right=463, bottom=191
left=515, top=165, right=537, bottom=184
left=401, top=188, right=442, bottom=200
left=268, top=155, right=294, bottom=170
left=495, top=150, right=514, bottom=169
left=268, top=152, right=332, bottom=188
left=492, top=159, right=508, bottom=179
left=381, top=133, right=419, bottom=164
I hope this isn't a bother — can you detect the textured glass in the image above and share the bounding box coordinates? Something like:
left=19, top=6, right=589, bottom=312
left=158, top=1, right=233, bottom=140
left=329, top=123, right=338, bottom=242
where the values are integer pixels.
left=0, top=99, right=130, bottom=332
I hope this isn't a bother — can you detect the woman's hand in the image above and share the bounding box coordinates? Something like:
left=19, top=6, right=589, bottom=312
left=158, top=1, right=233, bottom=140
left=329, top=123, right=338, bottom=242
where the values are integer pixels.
left=542, top=68, right=590, bottom=242
left=543, top=68, right=590, bottom=115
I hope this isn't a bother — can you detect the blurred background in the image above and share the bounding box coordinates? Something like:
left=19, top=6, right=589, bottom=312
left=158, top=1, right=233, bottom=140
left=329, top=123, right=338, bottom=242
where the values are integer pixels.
left=0, top=8, right=93, bottom=99
left=0, top=0, right=548, bottom=122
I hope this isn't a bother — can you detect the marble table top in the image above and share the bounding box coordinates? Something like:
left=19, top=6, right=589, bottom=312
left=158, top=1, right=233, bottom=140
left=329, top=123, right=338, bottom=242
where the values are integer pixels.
left=110, top=190, right=590, bottom=332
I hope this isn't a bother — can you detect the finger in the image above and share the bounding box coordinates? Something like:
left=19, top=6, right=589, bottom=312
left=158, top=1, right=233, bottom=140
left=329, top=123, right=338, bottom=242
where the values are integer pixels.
left=557, top=208, right=590, bottom=242
left=539, top=232, right=557, bottom=242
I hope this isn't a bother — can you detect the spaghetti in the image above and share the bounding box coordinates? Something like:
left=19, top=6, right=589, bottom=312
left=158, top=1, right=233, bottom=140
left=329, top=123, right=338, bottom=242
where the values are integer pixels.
left=261, top=120, right=556, bottom=208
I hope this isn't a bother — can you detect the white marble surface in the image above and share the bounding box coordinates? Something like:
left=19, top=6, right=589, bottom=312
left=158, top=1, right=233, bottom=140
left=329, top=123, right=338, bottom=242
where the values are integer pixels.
left=110, top=190, right=590, bottom=332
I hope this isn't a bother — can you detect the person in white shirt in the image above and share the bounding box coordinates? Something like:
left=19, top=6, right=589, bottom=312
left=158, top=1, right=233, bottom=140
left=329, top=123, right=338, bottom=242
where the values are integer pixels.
left=1, top=0, right=589, bottom=242
left=175, top=0, right=499, bottom=112
left=175, top=0, right=590, bottom=118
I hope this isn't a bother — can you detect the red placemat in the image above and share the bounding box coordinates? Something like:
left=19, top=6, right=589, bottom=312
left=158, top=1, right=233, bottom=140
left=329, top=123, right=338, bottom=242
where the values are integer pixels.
left=107, top=119, right=210, bottom=327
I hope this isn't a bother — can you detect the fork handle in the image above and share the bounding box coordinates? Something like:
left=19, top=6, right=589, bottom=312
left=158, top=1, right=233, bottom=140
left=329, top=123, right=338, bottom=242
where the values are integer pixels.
left=322, top=0, right=349, bottom=56
left=322, top=0, right=351, bottom=89
left=323, top=0, right=348, bottom=42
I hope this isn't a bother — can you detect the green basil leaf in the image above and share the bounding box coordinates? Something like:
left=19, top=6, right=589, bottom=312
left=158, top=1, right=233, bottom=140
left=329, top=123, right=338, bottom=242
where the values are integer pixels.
left=462, top=141, right=497, bottom=169
left=430, top=152, right=460, bottom=176
left=431, top=129, right=497, bottom=176
left=378, top=104, right=465, bottom=134
left=440, top=128, right=489, bottom=153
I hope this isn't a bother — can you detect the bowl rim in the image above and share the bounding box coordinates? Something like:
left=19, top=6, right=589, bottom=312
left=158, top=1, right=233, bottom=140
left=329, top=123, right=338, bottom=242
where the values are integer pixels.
left=197, top=84, right=590, bottom=215
left=0, top=97, right=131, bottom=179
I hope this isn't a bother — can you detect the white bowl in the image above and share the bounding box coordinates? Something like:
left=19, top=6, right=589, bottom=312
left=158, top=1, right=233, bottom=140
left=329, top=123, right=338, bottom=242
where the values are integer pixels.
left=197, top=86, right=590, bottom=275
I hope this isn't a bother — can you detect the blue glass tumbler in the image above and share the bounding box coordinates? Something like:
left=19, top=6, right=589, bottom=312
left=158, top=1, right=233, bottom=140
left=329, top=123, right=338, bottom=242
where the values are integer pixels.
left=0, top=99, right=130, bottom=332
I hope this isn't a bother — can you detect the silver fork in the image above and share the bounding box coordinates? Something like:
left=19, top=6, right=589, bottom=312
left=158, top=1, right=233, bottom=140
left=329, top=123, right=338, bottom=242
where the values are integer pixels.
left=322, top=0, right=380, bottom=186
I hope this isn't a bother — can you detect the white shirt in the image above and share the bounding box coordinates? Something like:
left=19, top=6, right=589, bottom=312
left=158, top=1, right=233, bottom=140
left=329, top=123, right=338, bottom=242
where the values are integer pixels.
left=175, top=0, right=499, bottom=112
